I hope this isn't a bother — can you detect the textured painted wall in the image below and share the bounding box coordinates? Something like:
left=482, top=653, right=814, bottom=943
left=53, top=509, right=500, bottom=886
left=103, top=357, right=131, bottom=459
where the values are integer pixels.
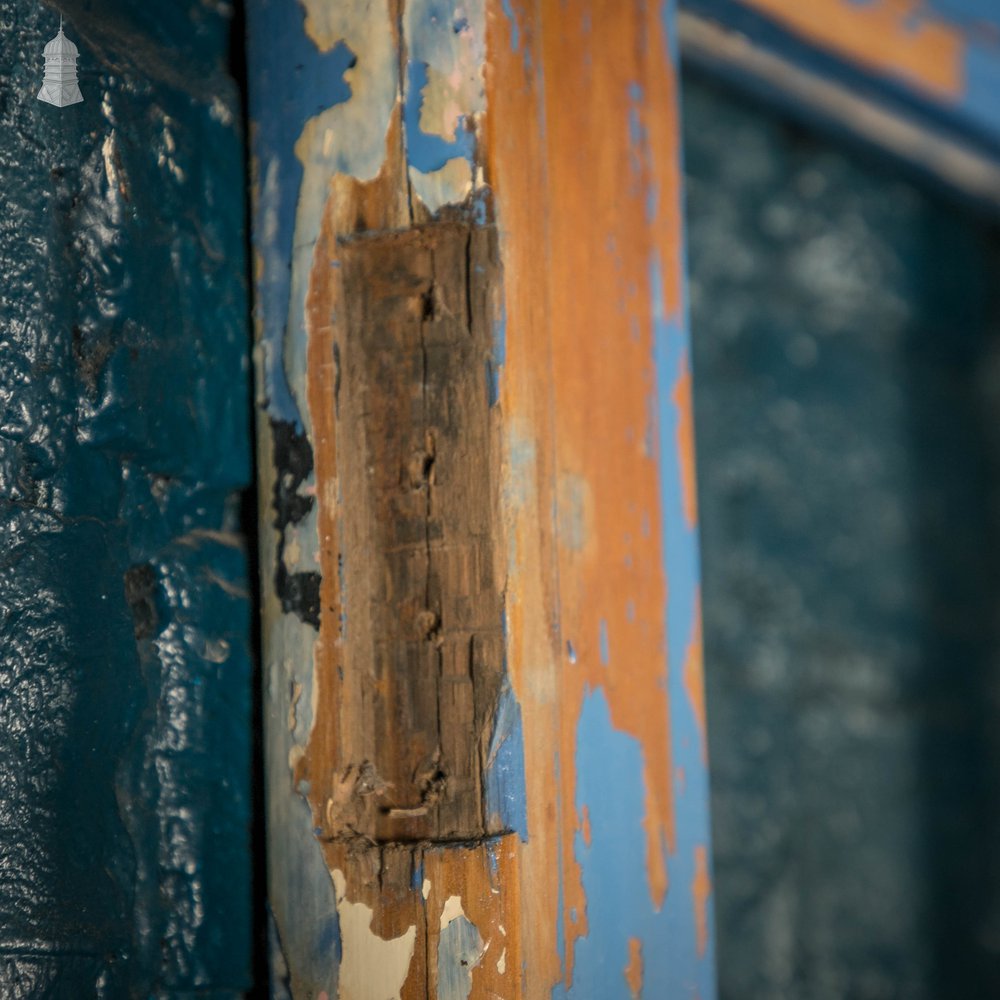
left=0, top=2, right=251, bottom=995
left=684, top=71, right=1000, bottom=1000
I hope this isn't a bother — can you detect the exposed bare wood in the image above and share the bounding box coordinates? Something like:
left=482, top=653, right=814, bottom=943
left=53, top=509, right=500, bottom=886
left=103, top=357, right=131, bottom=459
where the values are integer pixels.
left=316, top=221, right=505, bottom=846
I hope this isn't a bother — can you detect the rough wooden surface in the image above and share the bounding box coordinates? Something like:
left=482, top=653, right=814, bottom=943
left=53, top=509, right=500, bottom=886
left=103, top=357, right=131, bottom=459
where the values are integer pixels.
left=303, top=221, right=504, bottom=847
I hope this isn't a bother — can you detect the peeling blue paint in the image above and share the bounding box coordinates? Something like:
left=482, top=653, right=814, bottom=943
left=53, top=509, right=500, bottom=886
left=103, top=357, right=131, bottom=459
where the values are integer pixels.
left=247, top=6, right=355, bottom=426
left=484, top=677, right=529, bottom=841
left=662, top=0, right=682, bottom=74
left=274, top=795, right=342, bottom=999
left=404, top=60, right=477, bottom=175
left=553, top=688, right=715, bottom=1000
left=471, top=187, right=492, bottom=225
left=651, top=247, right=717, bottom=997
left=625, top=80, right=664, bottom=223
left=647, top=179, right=661, bottom=227
left=438, top=912, right=485, bottom=1000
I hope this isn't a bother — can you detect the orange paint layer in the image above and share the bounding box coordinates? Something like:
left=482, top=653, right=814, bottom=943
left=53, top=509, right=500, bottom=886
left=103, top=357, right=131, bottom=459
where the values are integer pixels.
left=486, top=0, right=688, bottom=988
left=740, top=0, right=963, bottom=98
left=624, top=937, right=644, bottom=997
left=580, top=803, right=592, bottom=849
left=683, top=593, right=707, bottom=764
left=673, top=349, right=698, bottom=529
left=692, top=845, right=712, bottom=959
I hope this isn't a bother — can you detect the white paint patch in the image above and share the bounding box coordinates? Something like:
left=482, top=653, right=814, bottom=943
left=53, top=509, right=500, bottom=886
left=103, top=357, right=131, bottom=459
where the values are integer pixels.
left=422, top=878, right=432, bottom=900
left=497, top=948, right=507, bottom=975
left=408, top=157, right=473, bottom=216
left=331, top=870, right=417, bottom=1000
left=440, top=894, right=466, bottom=930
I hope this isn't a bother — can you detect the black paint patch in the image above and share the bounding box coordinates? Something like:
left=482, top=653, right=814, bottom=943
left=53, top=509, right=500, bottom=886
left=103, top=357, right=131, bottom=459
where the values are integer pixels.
left=270, top=418, right=321, bottom=629
left=276, top=566, right=321, bottom=629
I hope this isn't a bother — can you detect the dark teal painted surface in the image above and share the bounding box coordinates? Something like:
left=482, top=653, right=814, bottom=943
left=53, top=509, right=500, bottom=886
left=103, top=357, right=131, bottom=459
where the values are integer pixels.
left=1, top=2, right=251, bottom=995
left=685, top=71, right=1000, bottom=999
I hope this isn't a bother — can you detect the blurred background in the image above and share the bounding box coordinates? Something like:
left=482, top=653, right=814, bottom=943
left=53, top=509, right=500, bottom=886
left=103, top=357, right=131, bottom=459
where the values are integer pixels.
left=684, top=67, right=1000, bottom=1000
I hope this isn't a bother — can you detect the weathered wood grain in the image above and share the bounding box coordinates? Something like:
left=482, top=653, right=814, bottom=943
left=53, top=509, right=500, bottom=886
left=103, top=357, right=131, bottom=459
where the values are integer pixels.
left=307, top=221, right=504, bottom=846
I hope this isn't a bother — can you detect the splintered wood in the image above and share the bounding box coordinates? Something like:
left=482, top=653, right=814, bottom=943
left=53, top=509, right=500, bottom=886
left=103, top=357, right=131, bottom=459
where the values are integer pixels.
left=319, top=221, right=505, bottom=845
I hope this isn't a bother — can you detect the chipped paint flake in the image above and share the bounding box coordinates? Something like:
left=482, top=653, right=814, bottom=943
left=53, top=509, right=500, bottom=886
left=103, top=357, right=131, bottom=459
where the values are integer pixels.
left=440, top=893, right=467, bottom=930
left=408, top=156, right=474, bottom=212
left=683, top=595, right=707, bottom=763
left=624, top=937, right=644, bottom=997
left=692, top=845, right=712, bottom=959
left=331, top=870, right=417, bottom=1000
